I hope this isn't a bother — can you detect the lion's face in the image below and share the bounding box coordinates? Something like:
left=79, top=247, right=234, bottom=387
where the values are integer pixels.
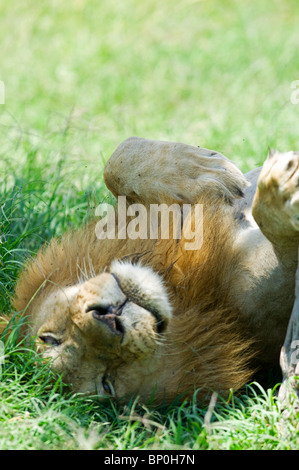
left=31, top=261, right=172, bottom=400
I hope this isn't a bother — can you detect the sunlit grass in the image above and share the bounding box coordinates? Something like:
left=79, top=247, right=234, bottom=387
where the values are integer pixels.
left=1, top=320, right=298, bottom=450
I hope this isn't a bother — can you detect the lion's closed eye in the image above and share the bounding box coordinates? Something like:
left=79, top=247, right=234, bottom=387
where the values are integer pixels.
left=39, top=334, right=61, bottom=346
left=102, top=376, right=115, bottom=396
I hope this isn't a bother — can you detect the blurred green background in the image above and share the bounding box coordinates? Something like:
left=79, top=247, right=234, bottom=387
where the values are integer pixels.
left=1, top=0, right=298, bottom=175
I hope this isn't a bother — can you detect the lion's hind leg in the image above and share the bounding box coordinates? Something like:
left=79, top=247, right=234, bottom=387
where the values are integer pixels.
left=252, top=150, right=299, bottom=249
left=279, top=246, right=299, bottom=407
left=104, top=137, right=248, bottom=206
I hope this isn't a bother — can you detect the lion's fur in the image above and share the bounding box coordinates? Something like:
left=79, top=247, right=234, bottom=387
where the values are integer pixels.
left=4, top=138, right=299, bottom=404
left=11, top=192, right=255, bottom=403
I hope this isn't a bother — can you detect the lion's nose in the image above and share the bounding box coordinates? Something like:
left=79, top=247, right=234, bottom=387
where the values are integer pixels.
left=86, top=304, right=125, bottom=336
left=93, top=312, right=124, bottom=335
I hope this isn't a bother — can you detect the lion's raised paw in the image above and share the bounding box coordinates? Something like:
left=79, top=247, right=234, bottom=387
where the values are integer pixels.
left=104, top=137, right=248, bottom=206
left=257, top=150, right=299, bottom=232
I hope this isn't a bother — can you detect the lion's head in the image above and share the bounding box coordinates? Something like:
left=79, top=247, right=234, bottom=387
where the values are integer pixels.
left=30, top=261, right=172, bottom=400
left=11, top=192, right=255, bottom=404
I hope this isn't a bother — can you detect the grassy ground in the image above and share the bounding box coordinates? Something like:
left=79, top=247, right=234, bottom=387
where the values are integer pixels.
left=0, top=0, right=299, bottom=450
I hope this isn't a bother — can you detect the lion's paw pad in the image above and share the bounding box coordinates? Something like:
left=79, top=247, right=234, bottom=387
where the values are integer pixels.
left=260, top=150, right=299, bottom=230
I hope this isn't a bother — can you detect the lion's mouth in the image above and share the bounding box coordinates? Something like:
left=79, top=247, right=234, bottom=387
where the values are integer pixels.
left=86, top=272, right=166, bottom=337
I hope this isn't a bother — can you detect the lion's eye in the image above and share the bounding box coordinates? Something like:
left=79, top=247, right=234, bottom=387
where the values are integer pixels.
left=102, top=377, right=115, bottom=396
left=39, top=335, right=60, bottom=346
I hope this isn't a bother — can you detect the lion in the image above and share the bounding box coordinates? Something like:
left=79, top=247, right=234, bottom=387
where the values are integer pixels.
left=6, top=137, right=299, bottom=403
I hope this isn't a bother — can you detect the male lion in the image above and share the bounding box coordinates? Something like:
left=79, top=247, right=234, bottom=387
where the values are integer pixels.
left=9, top=137, right=299, bottom=403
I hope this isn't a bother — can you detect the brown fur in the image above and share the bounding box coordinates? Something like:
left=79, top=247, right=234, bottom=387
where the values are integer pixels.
left=5, top=139, right=299, bottom=404
left=11, top=193, right=254, bottom=403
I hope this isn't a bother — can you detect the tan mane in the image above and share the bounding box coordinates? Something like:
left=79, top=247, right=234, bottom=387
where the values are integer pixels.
left=12, top=193, right=254, bottom=402
left=6, top=138, right=299, bottom=404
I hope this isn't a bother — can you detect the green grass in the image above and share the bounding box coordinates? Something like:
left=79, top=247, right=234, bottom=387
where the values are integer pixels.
left=1, top=0, right=299, bottom=450
left=1, top=326, right=298, bottom=450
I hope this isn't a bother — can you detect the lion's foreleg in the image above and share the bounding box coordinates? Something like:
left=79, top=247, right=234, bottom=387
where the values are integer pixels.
left=252, top=150, right=299, bottom=254
left=279, top=246, right=299, bottom=408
